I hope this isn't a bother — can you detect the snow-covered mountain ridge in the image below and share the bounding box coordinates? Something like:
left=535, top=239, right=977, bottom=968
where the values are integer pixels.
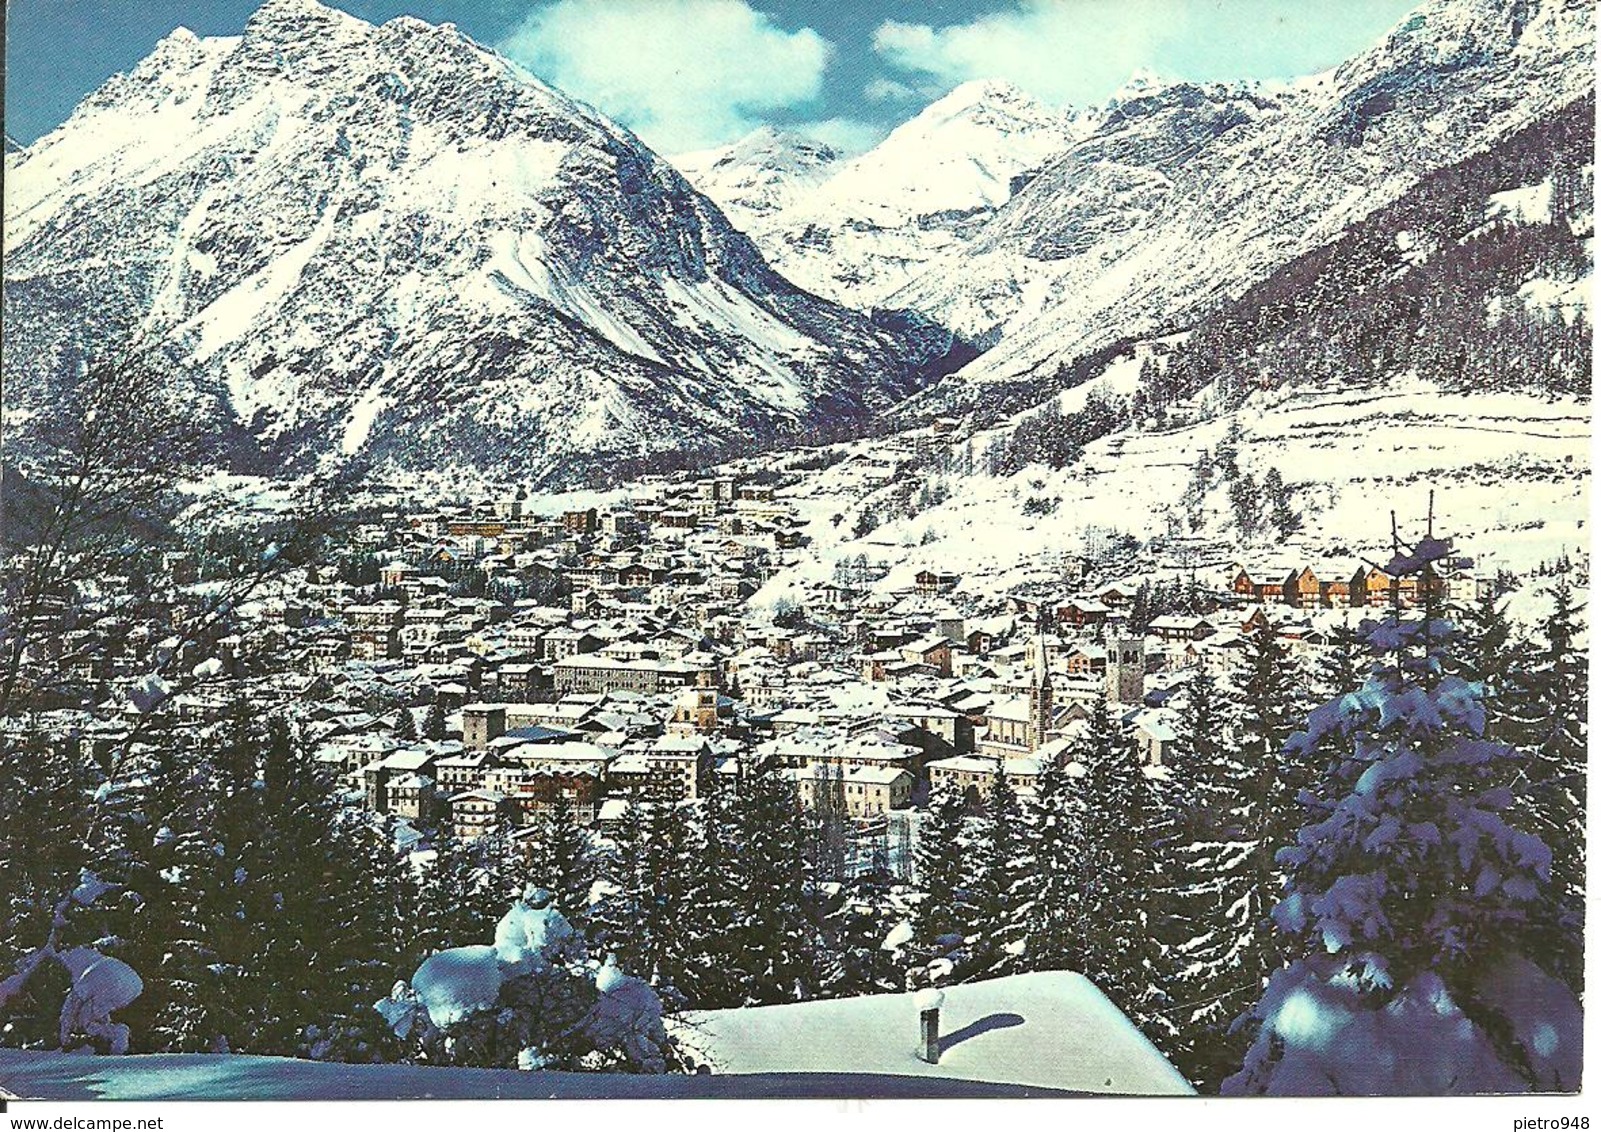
left=676, top=80, right=1088, bottom=310
left=896, top=0, right=1593, bottom=388
left=2, top=0, right=957, bottom=485
left=720, top=95, right=1593, bottom=608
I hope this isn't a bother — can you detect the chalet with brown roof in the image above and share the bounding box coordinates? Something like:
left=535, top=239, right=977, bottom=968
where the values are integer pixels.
left=1059, top=598, right=1110, bottom=628
left=1062, top=644, right=1106, bottom=675
left=1239, top=607, right=1270, bottom=635
left=900, top=634, right=953, bottom=678
left=485, top=764, right=604, bottom=824
left=448, top=519, right=508, bottom=538
left=450, top=789, right=516, bottom=842
left=1095, top=584, right=1135, bottom=607
left=1353, top=566, right=1392, bottom=607
left=915, top=569, right=960, bottom=596
left=1284, top=567, right=1321, bottom=608
left=1148, top=615, right=1216, bottom=642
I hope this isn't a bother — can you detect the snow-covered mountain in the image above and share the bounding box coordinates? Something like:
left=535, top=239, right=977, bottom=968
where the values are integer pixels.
left=891, top=0, right=1593, bottom=390
left=750, top=92, right=1593, bottom=605
left=676, top=81, right=1086, bottom=310
left=674, top=127, right=841, bottom=223
left=2, top=0, right=956, bottom=485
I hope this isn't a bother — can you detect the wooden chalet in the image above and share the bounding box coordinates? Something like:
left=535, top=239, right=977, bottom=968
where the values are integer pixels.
left=1284, top=567, right=1321, bottom=608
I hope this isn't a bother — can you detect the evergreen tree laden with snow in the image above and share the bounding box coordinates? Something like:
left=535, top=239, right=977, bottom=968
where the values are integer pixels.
left=908, top=783, right=971, bottom=981
left=971, top=760, right=1028, bottom=975
left=415, top=827, right=513, bottom=966
left=1160, top=618, right=1315, bottom=1082
left=1070, top=696, right=1172, bottom=1046
left=0, top=735, right=93, bottom=1009
left=1454, top=587, right=1516, bottom=702
left=1263, top=467, right=1302, bottom=539
left=588, top=797, right=647, bottom=975
left=1234, top=620, right=1312, bottom=949
left=1226, top=531, right=1581, bottom=1095
left=634, top=799, right=697, bottom=1004
left=82, top=714, right=409, bottom=1058
left=421, top=699, right=448, bottom=741
left=380, top=886, right=676, bottom=1074
left=523, top=792, right=596, bottom=929
left=817, top=868, right=910, bottom=1000
left=1513, top=563, right=1586, bottom=997
left=1156, top=671, right=1260, bottom=1091
left=1017, top=761, right=1084, bottom=974
left=724, top=759, right=818, bottom=1004
left=1318, top=620, right=1367, bottom=701
left=676, top=771, right=746, bottom=1009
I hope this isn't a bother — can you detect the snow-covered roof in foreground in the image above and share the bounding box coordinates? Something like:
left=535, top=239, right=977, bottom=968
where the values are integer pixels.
left=679, top=971, right=1192, bottom=1096
left=0, top=1048, right=1086, bottom=1100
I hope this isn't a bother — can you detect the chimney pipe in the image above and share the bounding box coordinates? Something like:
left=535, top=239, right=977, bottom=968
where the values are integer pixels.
left=914, top=987, right=945, bottom=1064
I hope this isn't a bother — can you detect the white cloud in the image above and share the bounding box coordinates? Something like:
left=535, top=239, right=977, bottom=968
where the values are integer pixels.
left=498, top=0, right=833, bottom=153
left=863, top=76, right=923, bottom=104
left=872, top=0, right=1179, bottom=108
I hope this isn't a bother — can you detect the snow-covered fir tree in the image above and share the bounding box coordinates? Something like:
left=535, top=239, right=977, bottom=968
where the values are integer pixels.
left=907, top=783, right=970, bottom=980
left=1017, top=761, right=1083, bottom=973
left=379, top=885, right=674, bottom=1073
left=1233, top=618, right=1313, bottom=954
left=1317, top=619, right=1367, bottom=700
left=1513, top=562, right=1586, bottom=996
left=1226, top=531, right=1581, bottom=1095
left=1070, top=696, right=1172, bottom=1046
left=1156, top=671, right=1257, bottom=1091
left=523, top=792, right=596, bottom=928
left=421, top=699, right=447, bottom=741
left=817, top=867, right=909, bottom=999
left=415, top=827, right=515, bottom=964
left=723, top=759, right=818, bottom=1003
left=634, top=799, right=699, bottom=1005
left=970, top=759, right=1028, bottom=975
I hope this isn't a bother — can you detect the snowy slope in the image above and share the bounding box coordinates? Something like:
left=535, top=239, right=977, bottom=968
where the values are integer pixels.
left=674, top=126, right=841, bottom=223
left=2, top=0, right=951, bottom=485
left=678, top=970, right=1193, bottom=1095
left=751, top=378, right=1589, bottom=607
left=894, top=0, right=1593, bottom=385
left=676, top=81, right=1085, bottom=310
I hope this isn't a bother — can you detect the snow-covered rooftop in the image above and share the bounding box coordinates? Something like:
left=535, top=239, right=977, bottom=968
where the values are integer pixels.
left=678, top=971, right=1192, bottom=1096
left=0, top=1047, right=1113, bottom=1100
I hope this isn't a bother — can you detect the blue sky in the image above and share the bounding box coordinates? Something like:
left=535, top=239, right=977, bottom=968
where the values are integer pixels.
left=6, top=0, right=1421, bottom=153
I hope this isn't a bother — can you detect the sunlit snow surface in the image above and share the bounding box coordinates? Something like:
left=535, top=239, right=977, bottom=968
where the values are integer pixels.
left=743, top=377, right=1588, bottom=620
left=0, top=973, right=1186, bottom=1099
left=677, top=971, right=1193, bottom=1095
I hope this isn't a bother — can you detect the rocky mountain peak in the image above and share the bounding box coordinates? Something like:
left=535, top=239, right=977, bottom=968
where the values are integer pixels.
left=4, top=0, right=951, bottom=486
left=905, top=77, right=1069, bottom=137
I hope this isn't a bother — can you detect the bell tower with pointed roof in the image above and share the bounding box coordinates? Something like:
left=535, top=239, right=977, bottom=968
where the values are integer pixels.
left=1027, top=604, right=1054, bottom=750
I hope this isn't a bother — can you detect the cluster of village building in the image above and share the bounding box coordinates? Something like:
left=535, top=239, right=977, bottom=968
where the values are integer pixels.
left=27, top=469, right=1500, bottom=863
